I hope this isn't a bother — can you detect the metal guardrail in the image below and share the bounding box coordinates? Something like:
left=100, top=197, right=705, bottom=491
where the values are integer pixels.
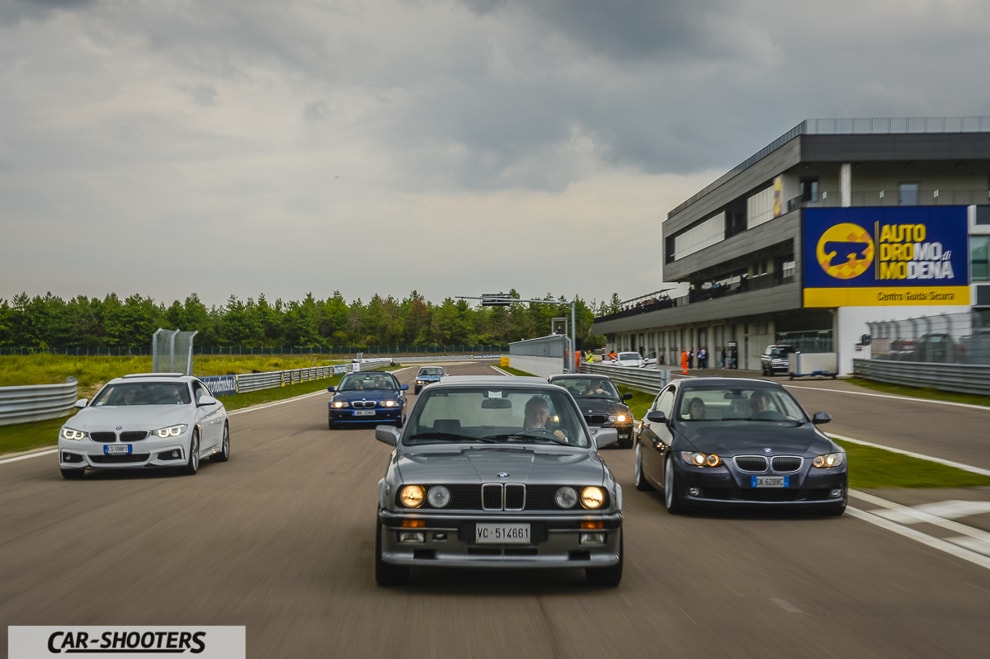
left=581, top=363, right=672, bottom=395
left=852, top=360, right=990, bottom=397
left=0, top=379, right=79, bottom=427
left=0, top=359, right=398, bottom=427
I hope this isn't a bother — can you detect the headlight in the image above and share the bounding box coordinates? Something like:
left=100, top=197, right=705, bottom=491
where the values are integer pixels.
left=382, top=400, right=398, bottom=408
left=399, top=485, right=425, bottom=508
left=680, top=451, right=722, bottom=467
left=614, top=414, right=629, bottom=424
left=60, top=427, right=87, bottom=441
left=331, top=400, right=349, bottom=409
left=554, top=486, right=578, bottom=509
left=426, top=486, right=451, bottom=508
left=154, top=424, right=188, bottom=438
left=580, top=486, right=606, bottom=509
left=416, top=379, right=425, bottom=385
left=813, top=452, right=845, bottom=468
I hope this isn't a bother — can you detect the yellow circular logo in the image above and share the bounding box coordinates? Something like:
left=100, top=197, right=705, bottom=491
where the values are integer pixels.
left=817, top=223, right=874, bottom=280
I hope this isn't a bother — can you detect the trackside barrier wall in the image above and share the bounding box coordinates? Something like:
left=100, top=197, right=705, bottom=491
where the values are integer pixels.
left=509, top=335, right=570, bottom=378
left=852, top=359, right=990, bottom=396
left=0, top=359, right=397, bottom=427
left=580, top=363, right=672, bottom=395
left=0, top=379, right=79, bottom=427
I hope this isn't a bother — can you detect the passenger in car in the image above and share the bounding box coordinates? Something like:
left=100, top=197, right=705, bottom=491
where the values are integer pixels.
left=685, top=397, right=706, bottom=420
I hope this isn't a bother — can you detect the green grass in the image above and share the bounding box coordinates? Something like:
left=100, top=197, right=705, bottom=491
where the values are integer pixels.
left=845, top=377, right=990, bottom=408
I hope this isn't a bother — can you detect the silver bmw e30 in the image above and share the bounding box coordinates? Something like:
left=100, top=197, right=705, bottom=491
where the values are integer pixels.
left=373, top=375, right=623, bottom=588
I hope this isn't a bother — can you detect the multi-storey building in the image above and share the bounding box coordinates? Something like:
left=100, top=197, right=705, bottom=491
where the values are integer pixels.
left=592, top=117, right=990, bottom=375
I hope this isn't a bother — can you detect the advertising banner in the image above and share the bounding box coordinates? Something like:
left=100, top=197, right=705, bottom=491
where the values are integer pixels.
left=802, top=206, right=970, bottom=307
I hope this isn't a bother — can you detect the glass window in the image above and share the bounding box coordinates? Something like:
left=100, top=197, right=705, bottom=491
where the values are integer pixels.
left=972, top=235, right=989, bottom=282
left=898, top=182, right=919, bottom=206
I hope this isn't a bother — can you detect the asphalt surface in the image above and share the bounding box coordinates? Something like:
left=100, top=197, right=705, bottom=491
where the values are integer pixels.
left=1, top=361, right=988, bottom=658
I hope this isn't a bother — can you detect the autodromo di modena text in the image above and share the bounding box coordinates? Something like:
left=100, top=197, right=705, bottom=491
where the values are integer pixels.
left=876, top=223, right=954, bottom=280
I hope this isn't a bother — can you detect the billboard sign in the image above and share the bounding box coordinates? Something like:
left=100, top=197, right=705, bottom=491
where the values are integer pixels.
left=803, top=206, right=970, bottom=307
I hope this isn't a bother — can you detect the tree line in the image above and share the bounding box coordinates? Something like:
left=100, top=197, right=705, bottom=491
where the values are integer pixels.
left=0, top=290, right=625, bottom=353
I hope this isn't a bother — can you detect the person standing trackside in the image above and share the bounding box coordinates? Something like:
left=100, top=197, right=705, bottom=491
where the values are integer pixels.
left=680, top=348, right=689, bottom=375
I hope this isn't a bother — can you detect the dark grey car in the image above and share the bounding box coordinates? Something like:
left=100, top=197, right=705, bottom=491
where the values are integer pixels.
left=374, top=376, right=623, bottom=587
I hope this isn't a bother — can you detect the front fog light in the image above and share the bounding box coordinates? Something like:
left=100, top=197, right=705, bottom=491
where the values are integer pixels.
left=579, top=532, right=606, bottom=545
left=398, top=531, right=425, bottom=543
left=829, top=488, right=844, bottom=498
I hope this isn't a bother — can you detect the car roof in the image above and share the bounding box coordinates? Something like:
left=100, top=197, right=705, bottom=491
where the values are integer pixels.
left=675, top=376, right=783, bottom=390
left=112, top=373, right=196, bottom=383
left=548, top=373, right=608, bottom=380
left=432, top=375, right=558, bottom=389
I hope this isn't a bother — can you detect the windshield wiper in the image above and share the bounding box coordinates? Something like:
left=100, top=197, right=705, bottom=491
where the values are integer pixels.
left=408, top=432, right=474, bottom=442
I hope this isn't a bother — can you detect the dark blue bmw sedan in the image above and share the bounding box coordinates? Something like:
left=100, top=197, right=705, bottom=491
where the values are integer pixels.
left=328, top=371, right=408, bottom=429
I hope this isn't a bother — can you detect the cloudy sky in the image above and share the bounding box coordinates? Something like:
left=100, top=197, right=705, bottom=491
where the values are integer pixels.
left=2, top=0, right=988, bottom=310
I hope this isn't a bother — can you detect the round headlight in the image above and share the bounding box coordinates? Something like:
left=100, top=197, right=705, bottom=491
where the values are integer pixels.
left=427, top=485, right=451, bottom=508
left=615, top=414, right=628, bottom=424
left=813, top=453, right=844, bottom=468
left=399, top=485, right=425, bottom=508
left=580, top=486, right=606, bottom=509
left=554, top=486, right=578, bottom=509
left=704, top=453, right=721, bottom=467
left=332, top=401, right=347, bottom=409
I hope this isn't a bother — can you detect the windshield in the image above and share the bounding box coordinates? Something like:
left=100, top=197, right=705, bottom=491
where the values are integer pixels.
left=418, top=368, right=443, bottom=376
left=404, top=386, right=591, bottom=448
left=92, top=382, right=191, bottom=406
left=553, top=377, right=619, bottom=400
left=339, top=373, right=398, bottom=391
left=677, top=386, right=807, bottom=423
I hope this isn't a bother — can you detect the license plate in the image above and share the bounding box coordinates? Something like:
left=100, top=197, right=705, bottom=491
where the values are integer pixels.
left=751, top=475, right=788, bottom=488
left=354, top=410, right=376, bottom=416
left=475, top=523, right=531, bottom=544
left=104, top=444, right=132, bottom=455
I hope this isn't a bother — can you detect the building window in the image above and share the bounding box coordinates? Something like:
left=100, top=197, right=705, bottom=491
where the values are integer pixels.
left=898, top=182, right=920, bottom=205
left=973, top=236, right=990, bottom=282
left=800, top=178, right=819, bottom=202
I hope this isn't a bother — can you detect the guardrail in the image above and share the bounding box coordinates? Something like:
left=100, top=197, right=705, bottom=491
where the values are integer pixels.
left=0, top=379, right=79, bottom=427
left=852, top=359, right=990, bottom=396
left=0, top=359, right=399, bottom=427
left=581, top=363, right=672, bottom=394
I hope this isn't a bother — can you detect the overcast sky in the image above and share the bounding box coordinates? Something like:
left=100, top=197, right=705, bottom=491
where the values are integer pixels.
left=2, top=0, right=989, bottom=310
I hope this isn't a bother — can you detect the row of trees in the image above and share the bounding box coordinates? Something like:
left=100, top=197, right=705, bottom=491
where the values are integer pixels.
left=0, top=290, right=626, bottom=352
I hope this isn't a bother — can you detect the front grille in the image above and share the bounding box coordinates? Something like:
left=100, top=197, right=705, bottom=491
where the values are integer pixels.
left=120, top=431, right=149, bottom=442
left=482, top=483, right=526, bottom=510
left=91, top=432, right=117, bottom=443
left=352, top=400, right=376, bottom=409
left=771, top=456, right=803, bottom=472
left=422, top=484, right=608, bottom=511
left=734, top=456, right=768, bottom=472
left=91, top=453, right=150, bottom=464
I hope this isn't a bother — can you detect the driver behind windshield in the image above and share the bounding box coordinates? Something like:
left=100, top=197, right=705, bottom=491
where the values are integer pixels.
left=523, top=396, right=567, bottom=441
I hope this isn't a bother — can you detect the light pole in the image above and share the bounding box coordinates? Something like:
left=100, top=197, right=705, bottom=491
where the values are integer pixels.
left=460, top=293, right=578, bottom=372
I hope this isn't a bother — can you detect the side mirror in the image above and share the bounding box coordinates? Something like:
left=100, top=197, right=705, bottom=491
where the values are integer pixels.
left=646, top=410, right=668, bottom=423
left=622, top=393, right=633, bottom=401
left=399, top=384, right=410, bottom=391
left=811, top=411, right=831, bottom=425
left=74, top=398, right=88, bottom=409
left=375, top=425, right=400, bottom=446
left=197, top=395, right=218, bottom=407
left=327, top=386, right=337, bottom=393
left=593, top=427, right=618, bottom=449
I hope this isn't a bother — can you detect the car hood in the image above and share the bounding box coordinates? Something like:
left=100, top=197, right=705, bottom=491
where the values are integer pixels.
left=394, top=446, right=608, bottom=485
left=571, top=397, right=628, bottom=416
left=66, top=405, right=195, bottom=430
left=332, top=391, right=402, bottom=402
left=677, top=422, right=837, bottom=455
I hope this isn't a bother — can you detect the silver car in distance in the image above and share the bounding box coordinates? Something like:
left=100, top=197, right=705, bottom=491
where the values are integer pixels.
left=373, top=376, right=623, bottom=588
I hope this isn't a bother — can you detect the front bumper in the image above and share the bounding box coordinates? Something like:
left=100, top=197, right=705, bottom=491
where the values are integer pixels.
left=329, top=409, right=403, bottom=425
left=675, top=465, right=847, bottom=508
left=58, top=437, right=191, bottom=471
left=378, top=510, right=623, bottom=569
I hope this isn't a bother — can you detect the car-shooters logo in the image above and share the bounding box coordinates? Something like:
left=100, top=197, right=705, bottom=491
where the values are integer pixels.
left=8, top=626, right=245, bottom=659
left=803, top=206, right=969, bottom=307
